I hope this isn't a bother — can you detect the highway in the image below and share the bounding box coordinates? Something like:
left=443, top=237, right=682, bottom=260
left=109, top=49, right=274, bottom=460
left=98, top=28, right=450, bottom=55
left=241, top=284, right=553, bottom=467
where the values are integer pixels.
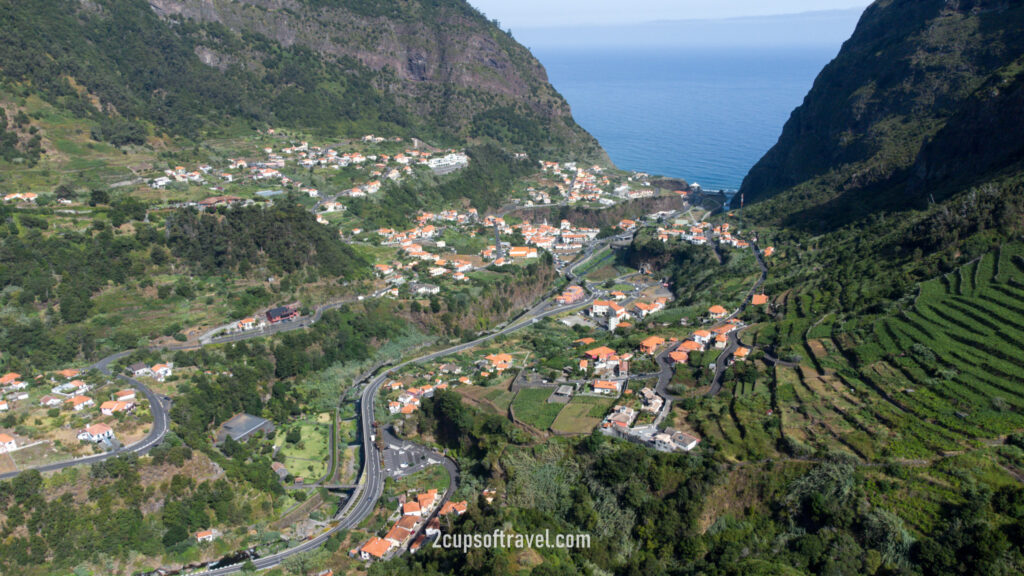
left=192, top=293, right=597, bottom=574
left=0, top=209, right=654, bottom=570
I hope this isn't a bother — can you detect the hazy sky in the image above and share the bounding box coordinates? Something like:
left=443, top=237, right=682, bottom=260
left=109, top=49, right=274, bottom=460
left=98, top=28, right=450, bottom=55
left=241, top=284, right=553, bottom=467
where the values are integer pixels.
left=469, top=0, right=872, bottom=28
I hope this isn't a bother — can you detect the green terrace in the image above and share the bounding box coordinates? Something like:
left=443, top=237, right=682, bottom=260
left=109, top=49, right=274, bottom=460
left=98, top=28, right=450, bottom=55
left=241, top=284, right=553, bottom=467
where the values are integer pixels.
left=695, top=244, right=1024, bottom=463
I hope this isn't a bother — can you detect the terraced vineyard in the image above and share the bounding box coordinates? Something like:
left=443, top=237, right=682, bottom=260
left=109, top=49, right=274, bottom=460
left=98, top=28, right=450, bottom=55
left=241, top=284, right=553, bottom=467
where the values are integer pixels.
left=700, top=244, right=1024, bottom=462
left=861, top=245, right=1024, bottom=457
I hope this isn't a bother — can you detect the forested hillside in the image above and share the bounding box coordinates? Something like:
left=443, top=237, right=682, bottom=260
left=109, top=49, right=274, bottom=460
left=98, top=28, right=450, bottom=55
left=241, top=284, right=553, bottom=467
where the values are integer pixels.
left=0, top=0, right=603, bottom=159
left=739, top=0, right=1024, bottom=231
left=0, top=201, right=366, bottom=367
left=725, top=0, right=1024, bottom=317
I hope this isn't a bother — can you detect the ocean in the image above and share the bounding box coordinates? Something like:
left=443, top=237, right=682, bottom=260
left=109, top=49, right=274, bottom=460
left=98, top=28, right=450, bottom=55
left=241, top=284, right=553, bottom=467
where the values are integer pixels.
left=532, top=46, right=839, bottom=191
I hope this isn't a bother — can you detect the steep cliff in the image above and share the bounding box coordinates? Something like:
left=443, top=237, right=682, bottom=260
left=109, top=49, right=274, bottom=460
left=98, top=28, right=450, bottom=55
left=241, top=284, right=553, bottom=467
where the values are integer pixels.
left=737, top=0, right=1024, bottom=231
left=0, top=0, right=603, bottom=159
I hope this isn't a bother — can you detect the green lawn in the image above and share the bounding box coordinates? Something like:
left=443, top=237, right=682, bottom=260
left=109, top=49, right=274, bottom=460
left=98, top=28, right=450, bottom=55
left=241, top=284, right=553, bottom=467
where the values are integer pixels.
left=511, top=388, right=564, bottom=430
left=276, top=417, right=331, bottom=480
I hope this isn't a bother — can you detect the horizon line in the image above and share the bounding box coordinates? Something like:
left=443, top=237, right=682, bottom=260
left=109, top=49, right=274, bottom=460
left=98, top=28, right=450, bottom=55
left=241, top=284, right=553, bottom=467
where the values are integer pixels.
left=503, top=7, right=865, bottom=31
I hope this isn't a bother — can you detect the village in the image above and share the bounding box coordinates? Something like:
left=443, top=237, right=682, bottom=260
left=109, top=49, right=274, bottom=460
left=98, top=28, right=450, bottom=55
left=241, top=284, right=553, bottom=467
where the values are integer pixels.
left=0, top=122, right=778, bottom=573
left=0, top=364, right=162, bottom=471
left=147, top=133, right=466, bottom=205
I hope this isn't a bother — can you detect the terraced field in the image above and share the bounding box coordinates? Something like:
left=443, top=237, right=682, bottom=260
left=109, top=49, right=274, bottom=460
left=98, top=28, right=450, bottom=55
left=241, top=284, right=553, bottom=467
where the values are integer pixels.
left=702, top=244, right=1024, bottom=462
left=863, top=245, right=1024, bottom=457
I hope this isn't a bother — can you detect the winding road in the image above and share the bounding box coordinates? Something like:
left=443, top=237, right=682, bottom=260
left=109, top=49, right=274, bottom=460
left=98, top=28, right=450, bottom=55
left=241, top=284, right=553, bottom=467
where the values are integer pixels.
left=192, top=292, right=597, bottom=574
left=707, top=241, right=768, bottom=396
left=0, top=351, right=170, bottom=480
left=1, top=207, right=660, bottom=572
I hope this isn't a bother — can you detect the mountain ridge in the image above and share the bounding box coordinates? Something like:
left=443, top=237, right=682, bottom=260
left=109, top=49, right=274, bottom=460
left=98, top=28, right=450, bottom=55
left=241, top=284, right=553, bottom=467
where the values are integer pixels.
left=736, top=0, right=1024, bottom=231
left=0, top=0, right=603, bottom=160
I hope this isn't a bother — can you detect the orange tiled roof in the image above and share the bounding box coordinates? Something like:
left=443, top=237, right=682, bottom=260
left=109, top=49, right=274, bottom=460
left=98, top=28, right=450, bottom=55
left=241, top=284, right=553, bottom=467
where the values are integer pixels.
left=0, top=372, right=21, bottom=384
left=669, top=351, right=689, bottom=364
left=584, top=346, right=616, bottom=359
left=361, top=537, right=390, bottom=558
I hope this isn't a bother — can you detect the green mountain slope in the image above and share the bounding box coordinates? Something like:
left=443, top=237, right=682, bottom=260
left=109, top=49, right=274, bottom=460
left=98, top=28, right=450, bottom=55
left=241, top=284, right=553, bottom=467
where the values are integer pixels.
left=0, top=0, right=602, bottom=159
left=738, top=0, right=1024, bottom=231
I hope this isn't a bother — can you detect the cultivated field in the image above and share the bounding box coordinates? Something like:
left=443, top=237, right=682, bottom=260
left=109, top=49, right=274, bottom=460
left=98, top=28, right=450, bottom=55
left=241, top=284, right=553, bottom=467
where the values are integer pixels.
left=695, top=244, right=1024, bottom=463
left=511, top=388, right=564, bottom=430
left=550, top=396, right=614, bottom=435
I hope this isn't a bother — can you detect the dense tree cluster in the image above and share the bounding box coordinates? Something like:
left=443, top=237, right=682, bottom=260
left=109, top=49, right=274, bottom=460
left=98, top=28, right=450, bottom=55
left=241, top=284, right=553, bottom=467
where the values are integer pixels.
left=0, top=448, right=247, bottom=573
left=0, top=109, right=42, bottom=165
left=164, top=202, right=367, bottom=278
left=0, top=201, right=367, bottom=368
left=0, top=0, right=409, bottom=143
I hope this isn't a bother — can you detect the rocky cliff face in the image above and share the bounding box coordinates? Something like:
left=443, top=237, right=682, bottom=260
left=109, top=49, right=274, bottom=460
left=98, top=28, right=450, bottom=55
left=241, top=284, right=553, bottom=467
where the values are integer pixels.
left=737, top=0, right=1024, bottom=230
left=145, top=0, right=602, bottom=158
left=0, top=0, right=602, bottom=159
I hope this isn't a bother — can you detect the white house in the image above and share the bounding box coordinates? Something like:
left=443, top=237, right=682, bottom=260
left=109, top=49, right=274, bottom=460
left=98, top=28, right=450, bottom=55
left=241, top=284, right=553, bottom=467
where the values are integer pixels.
left=692, top=330, right=712, bottom=347
left=592, top=380, right=621, bottom=395
left=236, top=315, right=260, bottom=330
left=101, top=400, right=136, bottom=416
left=425, top=517, right=441, bottom=537
left=128, top=363, right=151, bottom=377
left=412, top=283, right=440, bottom=296
left=78, top=423, right=114, bottom=443
left=114, top=389, right=137, bottom=402
left=674, top=432, right=701, bottom=451
left=39, top=395, right=64, bottom=407
left=67, top=396, right=94, bottom=411
left=151, top=363, right=173, bottom=381
left=0, top=433, right=16, bottom=453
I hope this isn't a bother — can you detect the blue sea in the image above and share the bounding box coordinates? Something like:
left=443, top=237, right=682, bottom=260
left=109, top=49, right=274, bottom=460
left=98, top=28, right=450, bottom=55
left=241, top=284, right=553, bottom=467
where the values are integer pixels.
left=533, top=47, right=838, bottom=191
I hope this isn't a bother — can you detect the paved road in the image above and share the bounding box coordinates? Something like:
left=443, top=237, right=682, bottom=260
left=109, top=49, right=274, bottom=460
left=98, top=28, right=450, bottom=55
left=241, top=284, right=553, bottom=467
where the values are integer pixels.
left=0, top=350, right=170, bottom=480
left=707, top=332, right=739, bottom=397
left=653, top=341, right=683, bottom=401
left=707, top=242, right=768, bottom=396
left=193, top=293, right=597, bottom=574
left=757, top=348, right=799, bottom=367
